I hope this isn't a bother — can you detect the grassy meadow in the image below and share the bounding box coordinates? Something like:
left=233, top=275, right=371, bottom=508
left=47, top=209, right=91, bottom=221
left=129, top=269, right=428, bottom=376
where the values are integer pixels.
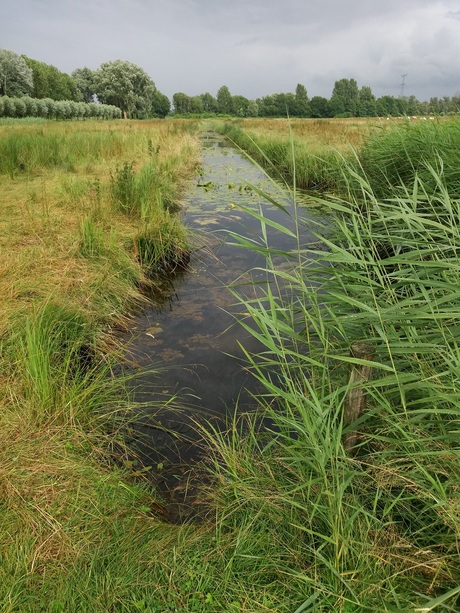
left=1, top=116, right=460, bottom=611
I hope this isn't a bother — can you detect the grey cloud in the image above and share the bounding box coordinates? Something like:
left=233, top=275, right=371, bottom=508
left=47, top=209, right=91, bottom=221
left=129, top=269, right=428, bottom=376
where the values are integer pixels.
left=1, top=0, right=459, bottom=100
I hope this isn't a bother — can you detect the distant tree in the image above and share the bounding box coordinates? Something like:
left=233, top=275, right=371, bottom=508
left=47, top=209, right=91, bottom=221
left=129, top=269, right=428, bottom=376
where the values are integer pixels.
left=282, top=92, right=298, bottom=116
left=441, top=96, right=451, bottom=114
left=256, top=94, right=275, bottom=117
left=257, top=92, right=297, bottom=117
left=2, top=96, right=15, bottom=116
left=232, top=95, right=251, bottom=117
left=0, top=49, right=33, bottom=97
left=376, top=95, right=401, bottom=117
left=94, top=60, right=156, bottom=117
left=72, top=67, right=97, bottom=102
left=200, top=92, right=218, bottom=113
left=330, top=78, right=359, bottom=116
left=49, top=65, right=78, bottom=100
left=327, top=95, right=345, bottom=117
left=216, top=85, right=233, bottom=114
left=406, top=95, right=421, bottom=115
left=22, top=95, right=38, bottom=116
left=172, top=92, right=191, bottom=114
left=13, top=97, right=27, bottom=117
left=190, top=95, right=204, bottom=114
left=427, top=96, right=451, bottom=115
left=294, top=83, right=310, bottom=117
left=418, top=100, right=430, bottom=116
left=151, top=90, right=170, bottom=118
left=448, top=93, right=460, bottom=113
left=309, top=96, right=329, bottom=118
left=247, top=100, right=259, bottom=117
left=23, top=56, right=78, bottom=100
left=357, top=86, right=377, bottom=117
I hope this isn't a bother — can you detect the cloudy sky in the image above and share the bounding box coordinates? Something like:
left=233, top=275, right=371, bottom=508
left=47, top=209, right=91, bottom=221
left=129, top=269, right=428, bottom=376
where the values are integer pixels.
left=2, top=0, right=460, bottom=101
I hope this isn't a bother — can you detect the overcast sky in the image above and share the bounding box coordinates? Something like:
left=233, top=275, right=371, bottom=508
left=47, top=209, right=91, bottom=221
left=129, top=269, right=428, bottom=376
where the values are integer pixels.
left=2, top=0, right=460, bottom=101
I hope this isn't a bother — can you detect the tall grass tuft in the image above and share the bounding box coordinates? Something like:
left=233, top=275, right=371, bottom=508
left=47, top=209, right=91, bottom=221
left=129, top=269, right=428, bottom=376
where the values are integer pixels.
left=79, top=216, right=106, bottom=257
left=358, top=120, right=460, bottom=197
left=135, top=213, right=190, bottom=275
left=204, top=154, right=460, bottom=609
left=2, top=302, right=94, bottom=423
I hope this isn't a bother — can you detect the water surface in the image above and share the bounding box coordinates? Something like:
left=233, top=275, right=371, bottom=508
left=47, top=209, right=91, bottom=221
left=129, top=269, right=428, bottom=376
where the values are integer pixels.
left=122, top=133, right=319, bottom=516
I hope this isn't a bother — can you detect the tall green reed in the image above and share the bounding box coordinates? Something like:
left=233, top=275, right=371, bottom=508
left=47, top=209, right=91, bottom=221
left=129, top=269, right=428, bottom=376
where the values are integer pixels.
left=351, top=120, right=460, bottom=198
left=204, top=152, right=460, bottom=610
left=109, top=158, right=191, bottom=275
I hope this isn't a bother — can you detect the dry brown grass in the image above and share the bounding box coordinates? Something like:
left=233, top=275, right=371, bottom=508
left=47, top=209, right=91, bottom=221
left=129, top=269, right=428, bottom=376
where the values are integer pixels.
left=235, top=117, right=387, bottom=152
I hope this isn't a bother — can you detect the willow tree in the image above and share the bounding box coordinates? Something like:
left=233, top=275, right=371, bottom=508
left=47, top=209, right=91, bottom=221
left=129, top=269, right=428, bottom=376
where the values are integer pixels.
left=0, top=49, right=33, bottom=97
left=94, top=60, right=156, bottom=118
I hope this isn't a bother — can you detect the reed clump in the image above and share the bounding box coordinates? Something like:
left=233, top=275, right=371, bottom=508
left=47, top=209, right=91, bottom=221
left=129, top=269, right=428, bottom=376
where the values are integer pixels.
left=358, top=119, right=460, bottom=197
left=207, top=135, right=460, bottom=609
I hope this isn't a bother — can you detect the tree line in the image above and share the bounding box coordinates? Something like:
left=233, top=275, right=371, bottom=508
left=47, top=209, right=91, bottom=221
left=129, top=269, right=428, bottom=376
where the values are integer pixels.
left=1, top=48, right=459, bottom=121
left=0, top=48, right=170, bottom=119
left=173, top=80, right=460, bottom=118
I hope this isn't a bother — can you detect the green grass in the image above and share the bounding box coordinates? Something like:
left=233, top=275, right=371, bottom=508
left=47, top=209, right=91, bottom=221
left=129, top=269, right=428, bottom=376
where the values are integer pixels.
left=213, top=118, right=460, bottom=201
left=212, top=118, right=381, bottom=193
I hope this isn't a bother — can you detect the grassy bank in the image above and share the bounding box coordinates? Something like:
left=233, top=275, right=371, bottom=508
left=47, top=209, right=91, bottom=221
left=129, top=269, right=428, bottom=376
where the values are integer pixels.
left=201, top=120, right=460, bottom=610
left=213, top=117, right=460, bottom=199
left=0, top=118, right=206, bottom=611
left=212, top=117, right=385, bottom=192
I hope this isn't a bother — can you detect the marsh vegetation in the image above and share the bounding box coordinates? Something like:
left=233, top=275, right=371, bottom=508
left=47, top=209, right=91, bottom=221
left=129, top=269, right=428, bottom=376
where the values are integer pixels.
left=1, top=116, right=460, bottom=611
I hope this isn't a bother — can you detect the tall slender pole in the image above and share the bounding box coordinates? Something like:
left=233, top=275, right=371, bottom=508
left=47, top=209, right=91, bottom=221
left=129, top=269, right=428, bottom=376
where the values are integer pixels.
left=400, top=73, right=408, bottom=98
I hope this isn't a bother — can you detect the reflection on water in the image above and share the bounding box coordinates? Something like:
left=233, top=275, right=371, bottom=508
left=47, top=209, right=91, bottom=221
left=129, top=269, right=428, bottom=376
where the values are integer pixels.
left=121, top=133, right=319, bottom=518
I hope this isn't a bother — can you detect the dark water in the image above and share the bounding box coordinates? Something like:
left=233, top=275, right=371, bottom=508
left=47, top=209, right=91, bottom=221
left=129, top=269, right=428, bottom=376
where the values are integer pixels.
left=122, top=133, right=319, bottom=519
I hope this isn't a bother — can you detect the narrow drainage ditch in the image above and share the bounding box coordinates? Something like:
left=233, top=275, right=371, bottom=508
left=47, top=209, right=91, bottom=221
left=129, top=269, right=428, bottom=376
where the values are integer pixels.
left=120, top=132, right=321, bottom=522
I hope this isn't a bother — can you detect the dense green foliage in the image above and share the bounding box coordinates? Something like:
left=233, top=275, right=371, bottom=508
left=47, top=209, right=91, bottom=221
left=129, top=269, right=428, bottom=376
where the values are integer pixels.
left=358, top=120, right=460, bottom=197
left=215, top=153, right=460, bottom=609
left=1, top=49, right=170, bottom=119
left=23, top=55, right=78, bottom=101
left=172, top=82, right=460, bottom=119
left=71, top=66, right=97, bottom=102
left=93, top=60, right=156, bottom=117
left=197, top=121, right=459, bottom=609
left=0, top=95, right=121, bottom=120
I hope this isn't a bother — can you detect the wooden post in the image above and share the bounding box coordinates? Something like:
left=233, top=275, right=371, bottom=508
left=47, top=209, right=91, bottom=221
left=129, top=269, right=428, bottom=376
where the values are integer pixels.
left=343, top=342, right=374, bottom=454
